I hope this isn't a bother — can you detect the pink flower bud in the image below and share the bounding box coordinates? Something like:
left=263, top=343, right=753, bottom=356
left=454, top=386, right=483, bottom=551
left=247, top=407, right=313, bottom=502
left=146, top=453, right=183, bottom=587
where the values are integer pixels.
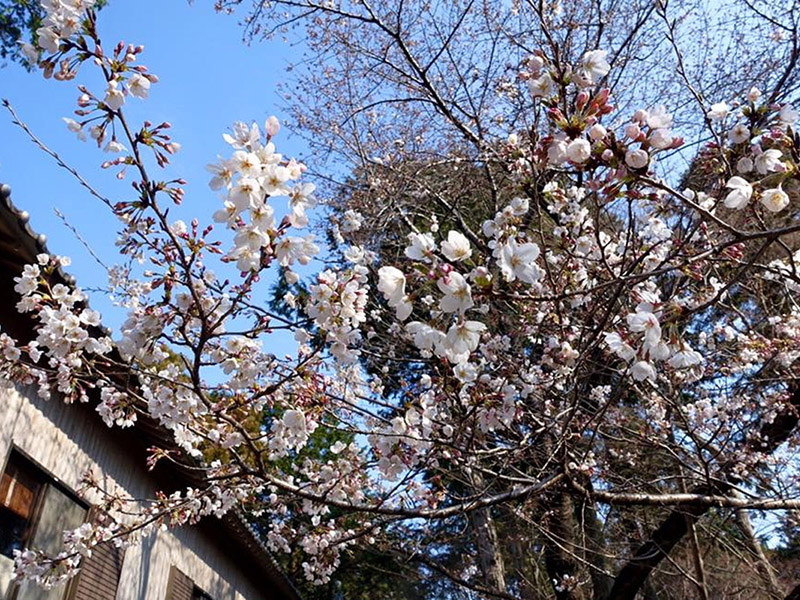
left=266, top=116, right=281, bottom=137
left=669, top=137, right=684, bottom=149
left=576, top=91, right=590, bottom=110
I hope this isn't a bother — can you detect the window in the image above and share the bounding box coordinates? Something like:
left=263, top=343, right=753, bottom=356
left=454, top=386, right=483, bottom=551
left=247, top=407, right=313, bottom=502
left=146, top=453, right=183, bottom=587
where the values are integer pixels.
left=0, top=451, right=86, bottom=600
left=192, top=586, right=214, bottom=600
left=166, top=567, right=215, bottom=600
left=0, top=453, right=43, bottom=561
left=0, top=450, right=125, bottom=600
left=66, top=508, right=126, bottom=600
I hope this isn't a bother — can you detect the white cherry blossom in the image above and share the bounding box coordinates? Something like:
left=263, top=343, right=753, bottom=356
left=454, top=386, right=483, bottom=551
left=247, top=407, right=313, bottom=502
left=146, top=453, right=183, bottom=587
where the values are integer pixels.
left=707, top=102, right=730, bottom=120
left=405, top=232, right=436, bottom=262
left=440, top=230, right=471, bottom=262
left=760, top=187, right=790, bottom=212
left=755, top=148, right=784, bottom=174
left=625, top=148, right=649, bottom=169
left=724, top=176, right=753, bottom=209
left=580, top=49, right=610, bottom=83
left=438, top=272, right=473, bottom=314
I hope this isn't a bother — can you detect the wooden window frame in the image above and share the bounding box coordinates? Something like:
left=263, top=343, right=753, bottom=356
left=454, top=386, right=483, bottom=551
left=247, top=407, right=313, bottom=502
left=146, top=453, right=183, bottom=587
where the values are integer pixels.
left=0, top=448, right=89, bottom=557
left=0, top=448, right=89, bottom=600
left=166, top=566, right=215, bottom=600
left=0, top=447, right=128, bottom=600
left=62, top=505, right=126, bottom=600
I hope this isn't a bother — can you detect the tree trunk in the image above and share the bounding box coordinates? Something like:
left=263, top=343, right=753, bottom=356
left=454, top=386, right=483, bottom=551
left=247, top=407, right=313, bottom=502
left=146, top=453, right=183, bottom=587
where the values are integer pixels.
left=686, top=516, right=710, bottom=600
left=468, top=504, right=507, bottom=593
left=466, top=470, right=507, bottom=594
left=735, top=508, right=782, bottom=600
left=507, top=530, right=541, bottom=600
left=542, top=492, right=585, bottom=600
left=642, top=578, right=661, bottom=600
left=575, top=499, right=613, bottom=600
left=607, top=385, right=800, bottom=600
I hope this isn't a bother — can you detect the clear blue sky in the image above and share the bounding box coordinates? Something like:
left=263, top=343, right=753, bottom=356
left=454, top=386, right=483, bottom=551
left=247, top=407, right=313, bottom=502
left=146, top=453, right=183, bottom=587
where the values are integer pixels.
left=0, top=0, right=309, bottom=328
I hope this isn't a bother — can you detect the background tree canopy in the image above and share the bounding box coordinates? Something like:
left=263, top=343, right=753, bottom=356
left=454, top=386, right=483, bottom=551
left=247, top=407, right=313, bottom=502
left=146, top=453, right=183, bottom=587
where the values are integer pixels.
left=220, top=0, right=800, bottom=597
left=0, top=0, right=45, bottom=66
left=0, top=0, right=105, bottom=67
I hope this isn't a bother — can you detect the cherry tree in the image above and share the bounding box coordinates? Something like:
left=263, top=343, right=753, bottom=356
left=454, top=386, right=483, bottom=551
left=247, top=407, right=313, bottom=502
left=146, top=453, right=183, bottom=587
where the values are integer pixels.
left=2, top=1, right=800, bottom=599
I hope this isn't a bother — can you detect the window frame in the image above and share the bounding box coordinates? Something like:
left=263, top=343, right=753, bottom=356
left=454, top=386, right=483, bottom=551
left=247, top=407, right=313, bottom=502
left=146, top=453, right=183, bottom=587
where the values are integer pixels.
left=166, top=566, right=216, bottom=600
left=0, top=448, right=90, bottom=600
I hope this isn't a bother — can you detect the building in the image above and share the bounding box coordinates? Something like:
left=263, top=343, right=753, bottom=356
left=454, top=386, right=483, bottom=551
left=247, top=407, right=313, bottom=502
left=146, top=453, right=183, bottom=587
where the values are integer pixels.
left=0, top=183, right=302, bottom=600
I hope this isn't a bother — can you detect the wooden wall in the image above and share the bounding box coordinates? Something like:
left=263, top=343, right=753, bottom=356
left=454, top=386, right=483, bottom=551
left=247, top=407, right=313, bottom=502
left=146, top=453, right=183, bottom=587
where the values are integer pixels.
left=0, top=379, right=275, bottom=600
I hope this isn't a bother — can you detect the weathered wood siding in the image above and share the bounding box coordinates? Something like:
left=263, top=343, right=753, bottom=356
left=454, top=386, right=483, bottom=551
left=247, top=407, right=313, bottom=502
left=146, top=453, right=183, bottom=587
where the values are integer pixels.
left=0, top=379, right=276, bottom=600
left=165, top=566, right=195, bottom=600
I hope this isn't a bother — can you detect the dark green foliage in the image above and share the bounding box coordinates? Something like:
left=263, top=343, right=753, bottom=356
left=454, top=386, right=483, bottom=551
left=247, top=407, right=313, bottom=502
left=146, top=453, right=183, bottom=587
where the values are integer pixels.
left=0, top=0, right=43, bottom=67
left=0, top=0, right=106, bottom=67
left=288, top=546, right=428, bottom=600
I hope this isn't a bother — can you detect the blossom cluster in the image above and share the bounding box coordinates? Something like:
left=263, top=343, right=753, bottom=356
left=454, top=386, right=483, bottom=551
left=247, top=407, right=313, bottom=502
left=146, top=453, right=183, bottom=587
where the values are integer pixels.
left=10, top=254, right=112, bottom=400
left=209, top=119, right=319, bottom=273
left=719, top=89, right=797, bottom=212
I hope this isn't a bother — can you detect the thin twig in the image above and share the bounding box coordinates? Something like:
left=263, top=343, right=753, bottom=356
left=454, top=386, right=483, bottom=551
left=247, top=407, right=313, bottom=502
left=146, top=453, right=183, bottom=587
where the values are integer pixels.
left=2, top=99, right=115, bottom=210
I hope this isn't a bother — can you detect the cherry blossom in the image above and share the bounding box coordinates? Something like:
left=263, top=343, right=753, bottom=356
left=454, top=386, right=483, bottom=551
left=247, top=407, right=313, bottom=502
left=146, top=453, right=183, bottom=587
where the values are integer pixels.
left=4, top=1, right=800, bottom=594
left=497, top=238, right=541, bottom=284
left=707, top=101, right=730, bottom=120
left=624, top=148, right=648, bottom=169
left=760, top=187, right=790, bottom=212
left=579, top=49, right=610, bottom=83
left=440, top=230, right=471, bottom=262
left=724, top=176, right=753, bottom=209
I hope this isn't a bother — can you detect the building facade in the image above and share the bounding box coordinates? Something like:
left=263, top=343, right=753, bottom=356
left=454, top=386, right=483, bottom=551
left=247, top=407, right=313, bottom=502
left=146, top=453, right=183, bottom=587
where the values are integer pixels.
left=0, top=183, right=301, bottom=600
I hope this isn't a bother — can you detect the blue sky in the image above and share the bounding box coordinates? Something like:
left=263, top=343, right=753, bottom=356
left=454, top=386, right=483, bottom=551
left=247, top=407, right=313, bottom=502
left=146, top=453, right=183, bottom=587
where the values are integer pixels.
left=0, top=0, right=309, bottom=328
